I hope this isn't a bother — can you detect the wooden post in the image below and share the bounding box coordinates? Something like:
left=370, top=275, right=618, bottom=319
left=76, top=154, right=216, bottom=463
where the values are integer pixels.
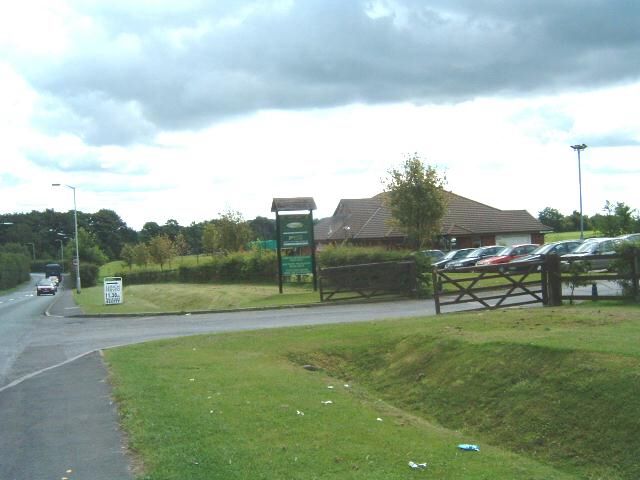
left=275, top=212, right=283, bottom=294
left=545, top=254, right=562, bottom=306
left=632, top=248, right=639, bottom=302
left=432, top=267, right=441, bottom=314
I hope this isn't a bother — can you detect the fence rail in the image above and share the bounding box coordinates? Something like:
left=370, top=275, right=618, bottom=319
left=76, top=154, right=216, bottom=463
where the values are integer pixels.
left=433, top=250, right=639, bottom=314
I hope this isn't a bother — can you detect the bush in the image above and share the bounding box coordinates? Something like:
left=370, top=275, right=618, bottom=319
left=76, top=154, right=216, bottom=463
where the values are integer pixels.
left=71, top=263, right=100, bottom=288
left=0, top=252, right=31, bottom=290
left=613, top=242, right=640, bottom=299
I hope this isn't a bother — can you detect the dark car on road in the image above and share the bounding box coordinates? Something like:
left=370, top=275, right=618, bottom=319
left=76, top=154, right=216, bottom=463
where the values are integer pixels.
left=36, top=278, right=57, bottom=296
left=561, top=237, right=618, bottom=271
left=444, top=245, right=505, bottom=270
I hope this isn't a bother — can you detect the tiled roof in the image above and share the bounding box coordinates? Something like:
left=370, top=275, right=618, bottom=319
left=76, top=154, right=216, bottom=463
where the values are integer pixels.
left=271, top=197, right=317, bottom=212
left=315, top=191, right=550, bottom=241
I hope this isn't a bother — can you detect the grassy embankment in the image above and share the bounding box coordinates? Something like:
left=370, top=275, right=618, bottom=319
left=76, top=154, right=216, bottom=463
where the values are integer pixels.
left=106, top=303, right=640, bottom=479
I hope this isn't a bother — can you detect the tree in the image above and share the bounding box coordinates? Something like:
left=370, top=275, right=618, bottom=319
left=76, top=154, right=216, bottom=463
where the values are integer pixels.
left=383, top=154, right=447, bottom=249
left=139, top=222, right=162, bottom=244
left=538, top=207, right=564, bottom=232
left=88, top=209, right=136, bottom=260
left=249, top=216, right=276, bottom=240
left=147, top=235, right=174, bottom=270
left=76, top=227, right=108, bottom=265
left=202, top=223, right=218, bottom=256
left=211, top=210, right=253, bottom=253
left=173, top=233, right=189, bottom=258
left=132, top=243, right=150, bottom=268
left=593, top=201, right=637, bottom=236
left=120, top=244, right=135, bottom=270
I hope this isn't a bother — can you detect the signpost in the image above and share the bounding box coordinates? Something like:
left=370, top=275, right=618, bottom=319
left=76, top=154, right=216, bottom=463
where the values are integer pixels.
left=271, top=198, right=317, bottom=293
left=104, top=277, right=123, bottom=305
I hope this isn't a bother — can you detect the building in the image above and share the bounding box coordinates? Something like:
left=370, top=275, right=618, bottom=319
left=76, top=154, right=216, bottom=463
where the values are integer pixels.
left=314, top=192, right=550, bottom=249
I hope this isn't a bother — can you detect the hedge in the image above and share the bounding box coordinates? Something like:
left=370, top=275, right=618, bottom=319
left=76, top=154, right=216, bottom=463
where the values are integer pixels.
left=0, top=252, right=31, bottom=290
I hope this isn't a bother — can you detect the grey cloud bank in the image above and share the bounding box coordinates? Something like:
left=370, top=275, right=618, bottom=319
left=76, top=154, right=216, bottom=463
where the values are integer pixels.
left=19, top=0, right=640, bottom=147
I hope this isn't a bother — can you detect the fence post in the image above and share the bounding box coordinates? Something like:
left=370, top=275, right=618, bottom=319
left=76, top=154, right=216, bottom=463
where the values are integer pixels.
left=632, top=249, right=639, bottom=302
left=545, top=254, right=562, bottom=306
left=432, top=268, right=441, bottom=314
left=540, top=263, right=548, bottom=306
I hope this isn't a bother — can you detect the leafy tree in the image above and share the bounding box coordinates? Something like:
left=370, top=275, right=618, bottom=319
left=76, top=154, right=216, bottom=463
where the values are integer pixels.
left=139, top=222, right=162, bottom=244
left=183, top=221, right=204, bottom=255
left=173, top=233, right=189, bottom=258
left=75, top=227, right=108, bottom=266
left=120, top=244, right=135, bottom=270
left=202, top=223, right=218, bottom=256
left=132, top=243, right=150, bottom=268
left=88, top=209, right=135, bottom=260
left=147, top=235, right=174, bottom=270
left=212, top=210, right=253, bottom=252
left=593, top=201, right=637, bottom=236
left=538, top=207, right=564, bottom=231
left=162, top=219, right=182, bottom=241
left=249, top=216, right=276, bottom=240
left=383, top=153, right=447, bottom=249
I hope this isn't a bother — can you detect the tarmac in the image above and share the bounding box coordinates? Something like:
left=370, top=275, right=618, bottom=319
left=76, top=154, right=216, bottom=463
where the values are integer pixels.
left=0, top=289, right=134, bottom=479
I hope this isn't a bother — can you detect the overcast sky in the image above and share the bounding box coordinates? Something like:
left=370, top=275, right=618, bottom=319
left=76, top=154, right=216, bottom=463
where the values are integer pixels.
left=1, top=0, right=639, bottom=230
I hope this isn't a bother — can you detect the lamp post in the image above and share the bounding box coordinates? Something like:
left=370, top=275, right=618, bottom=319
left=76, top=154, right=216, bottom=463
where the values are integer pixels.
left=55, top=239, right=64, bottom=264
left=570, top=144, right=587, bottom=240
left=52, top=184, right=81, bottom=293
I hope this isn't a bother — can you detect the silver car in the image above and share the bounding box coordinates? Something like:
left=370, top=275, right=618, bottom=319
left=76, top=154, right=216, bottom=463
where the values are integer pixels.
left=561, top=237, right=618, bottom=271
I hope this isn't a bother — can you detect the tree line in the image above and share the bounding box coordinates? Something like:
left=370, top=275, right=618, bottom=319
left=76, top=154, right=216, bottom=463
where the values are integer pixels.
left=0, top=208, right=277, bottom=266
left=538, top=201, right=640, bottom=236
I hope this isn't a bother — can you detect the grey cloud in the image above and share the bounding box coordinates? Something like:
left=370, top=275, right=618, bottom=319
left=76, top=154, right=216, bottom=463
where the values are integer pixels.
left=19, top=0, right=640, bottom=145
left=585, top=133, right=640, bottom=147
left=25, top=149, right=149, bottom=175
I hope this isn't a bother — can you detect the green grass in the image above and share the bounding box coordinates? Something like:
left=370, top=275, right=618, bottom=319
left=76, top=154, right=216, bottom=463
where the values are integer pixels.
left=106, top=303, right=640, bottom=479
left=100, top=255, right=213, bottom=276
left=544, top=230, right=598, bottom=242
left=74, top=282, right=321, bottom=314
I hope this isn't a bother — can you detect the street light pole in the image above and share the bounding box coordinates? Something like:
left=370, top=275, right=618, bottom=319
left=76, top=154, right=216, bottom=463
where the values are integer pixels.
left=570, top=144, right=587, bottom=240
left=52, top=183, right=81, bottom=293
left=55, top=239, right=64, bottom=264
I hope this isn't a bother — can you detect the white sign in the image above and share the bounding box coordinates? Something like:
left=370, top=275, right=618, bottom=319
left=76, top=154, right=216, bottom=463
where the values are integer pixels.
left=104, top=277, right=123, bottom=305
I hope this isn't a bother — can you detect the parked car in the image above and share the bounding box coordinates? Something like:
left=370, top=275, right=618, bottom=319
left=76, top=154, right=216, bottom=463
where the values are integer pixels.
left=561, top=237, right=618, bottom=271
left=617, top=233, right=640, bottom=244
left=36, top=278, right=57, bottom=296
left=432, top=248, right=476, bottom=269
left=419, top=249, right=445, bottom=262
left=507, top=240, right=583, bottom=271
left=445, top=245, right=505, bottom=270
left=475, top=244, right=539, bottom=267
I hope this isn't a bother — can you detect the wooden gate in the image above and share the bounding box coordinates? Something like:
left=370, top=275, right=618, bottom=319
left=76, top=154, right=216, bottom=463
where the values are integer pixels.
left=432, top=257, right=562, bottom=314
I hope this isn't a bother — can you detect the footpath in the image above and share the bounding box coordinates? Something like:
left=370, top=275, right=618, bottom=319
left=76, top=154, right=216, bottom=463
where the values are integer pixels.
left=0, top=289, right=134, bottom=479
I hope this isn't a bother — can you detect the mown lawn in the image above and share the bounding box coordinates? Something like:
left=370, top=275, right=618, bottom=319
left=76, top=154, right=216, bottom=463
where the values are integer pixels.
left=75, top=282, right=321, bottom=314
left=106, top=302, right=640, bottom=479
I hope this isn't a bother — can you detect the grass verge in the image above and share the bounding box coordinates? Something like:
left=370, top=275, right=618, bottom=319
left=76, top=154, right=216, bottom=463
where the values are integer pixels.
left=74, top=282, right=321, bottom=314
left=105, top=303, right=640, bottom=479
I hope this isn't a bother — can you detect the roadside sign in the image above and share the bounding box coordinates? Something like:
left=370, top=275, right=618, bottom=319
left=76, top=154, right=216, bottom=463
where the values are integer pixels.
left=104, top=277, right=123, bottom=305
left=281, top=255, right=313, bottom=275
left=72, top=258, right=78, bottom=266
left=279, top=214, right=312, bottom=248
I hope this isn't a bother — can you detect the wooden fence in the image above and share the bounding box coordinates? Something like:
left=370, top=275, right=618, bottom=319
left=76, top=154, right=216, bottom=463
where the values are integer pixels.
left=433, top=251, right=639, bottom=314
left=319, top=260, right=416, bottom=302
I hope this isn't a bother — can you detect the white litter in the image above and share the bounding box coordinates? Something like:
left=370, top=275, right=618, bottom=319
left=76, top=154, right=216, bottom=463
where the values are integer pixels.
left=408, top=461, right=428, bottom=469
left=327, top=385, right=334, bottom=389
left=321, top=400, right=333, bottom=405
left=376, top=417, right=383, bottom=422
left=296, top=410, right=305, bottom=416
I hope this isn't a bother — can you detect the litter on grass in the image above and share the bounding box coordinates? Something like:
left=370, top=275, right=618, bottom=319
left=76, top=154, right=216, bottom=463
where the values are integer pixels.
left=408, top=461, right=428, bottom=469
left=321, top=400, right=333, bottom=404
left=376, top=417, right=383, bottom=422
left=458, top=444, right=480, bottom=451
left=296, top=410, right=305, bottom=416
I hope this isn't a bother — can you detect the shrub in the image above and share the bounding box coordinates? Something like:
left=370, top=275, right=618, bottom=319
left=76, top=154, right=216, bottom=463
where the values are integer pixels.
left=71, top=263, right=100, bottom=288
left=0, top=252, right=31, bottom=290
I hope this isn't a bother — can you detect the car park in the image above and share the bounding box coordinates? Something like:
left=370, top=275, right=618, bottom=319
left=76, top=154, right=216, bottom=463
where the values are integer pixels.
left=617, top=233, right=640, bottom=244
left=36, top=278, right=57, bottom=296
left=432, top=248, right=476, bottom=269
left=420, top=249, right=445, bottom=262
left=475, top=244, right=539, bottom=267
left=507, top=240, right=583, bottom=271
left=561, top=237, right=618, bottom=271
left=444, top=245, right=505, bottom=270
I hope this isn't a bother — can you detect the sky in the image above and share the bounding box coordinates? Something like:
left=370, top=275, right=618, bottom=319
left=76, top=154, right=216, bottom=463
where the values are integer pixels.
left=1, top=0, right=639, bottom=231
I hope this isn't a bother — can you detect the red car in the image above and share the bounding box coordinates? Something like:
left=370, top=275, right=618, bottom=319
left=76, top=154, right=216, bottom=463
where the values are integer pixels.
left=475, top=244, right=539, bottom=266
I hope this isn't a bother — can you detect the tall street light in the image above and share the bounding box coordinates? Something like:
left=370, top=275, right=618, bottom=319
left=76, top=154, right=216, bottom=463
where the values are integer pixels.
left=570, top=144, right=587, bottom=240
left=52, top=184, right=81, bottom=293
left=55, top=239, right=65, bottom=264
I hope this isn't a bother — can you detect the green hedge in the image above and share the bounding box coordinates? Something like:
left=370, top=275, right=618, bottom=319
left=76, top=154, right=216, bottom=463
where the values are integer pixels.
left=70, top=263, right=100, bottom=288
left=0, top=252, right=31, bottom=290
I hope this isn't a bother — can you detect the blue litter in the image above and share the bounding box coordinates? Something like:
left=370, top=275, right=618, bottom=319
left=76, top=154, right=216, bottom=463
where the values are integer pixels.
left=458, top=444, right=480, bottom=451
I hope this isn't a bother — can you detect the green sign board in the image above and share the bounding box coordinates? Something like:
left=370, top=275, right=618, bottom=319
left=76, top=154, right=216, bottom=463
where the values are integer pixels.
left=281, top=256, right=313, bottom=275
left=280, top=214, right=312, bottom=247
